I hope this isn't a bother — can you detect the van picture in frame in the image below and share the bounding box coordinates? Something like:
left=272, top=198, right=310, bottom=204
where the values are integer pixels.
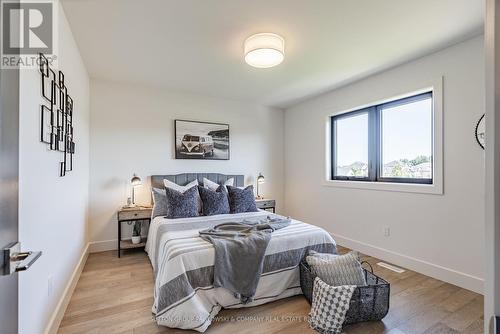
left=175, top=119, right=229, bottom=160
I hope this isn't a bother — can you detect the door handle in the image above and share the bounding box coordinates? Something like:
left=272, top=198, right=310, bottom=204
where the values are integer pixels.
left=2, top=242, right=42, bottom=275
left=13, top=251, right=42, bottom=272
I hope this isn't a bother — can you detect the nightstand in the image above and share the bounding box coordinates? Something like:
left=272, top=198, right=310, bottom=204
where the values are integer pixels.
left=255, top=199, right=276, bottom=213
left=117, top=206, right=152, bottom=258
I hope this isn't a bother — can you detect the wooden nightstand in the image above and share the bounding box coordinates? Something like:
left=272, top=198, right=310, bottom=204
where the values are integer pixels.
left=255, top=199, right=276, bottom=213
left=117, top=206, right=152, bottom=258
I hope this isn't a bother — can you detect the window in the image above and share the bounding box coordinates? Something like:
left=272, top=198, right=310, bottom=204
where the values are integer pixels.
left=334, top=111, right=369, bottom=179
left=331, top=92, right=433, bottom=184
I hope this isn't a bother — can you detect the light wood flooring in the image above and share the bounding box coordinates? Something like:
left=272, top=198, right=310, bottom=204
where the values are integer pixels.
left=58, top=247, right=483, bottom=334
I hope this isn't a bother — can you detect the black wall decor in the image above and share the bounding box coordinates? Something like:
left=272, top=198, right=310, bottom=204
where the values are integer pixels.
left=475, top=114, right=485, bottom=150
left=39, top=53, right=75, bottom=176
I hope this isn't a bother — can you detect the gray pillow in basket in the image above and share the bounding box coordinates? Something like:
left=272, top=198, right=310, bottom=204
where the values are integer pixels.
left=309, top=277, right=356, bottom=334
left=306, top=251, right=366, bottom=287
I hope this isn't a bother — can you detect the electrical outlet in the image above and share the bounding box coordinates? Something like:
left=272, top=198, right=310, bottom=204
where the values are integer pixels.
left=47, top=275, right=53, bottom=297
left=383, top=226, right=390, bottom=237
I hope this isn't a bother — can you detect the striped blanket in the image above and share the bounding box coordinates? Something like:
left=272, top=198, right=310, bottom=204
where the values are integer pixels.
left=145, top=210, right=337, bottom=332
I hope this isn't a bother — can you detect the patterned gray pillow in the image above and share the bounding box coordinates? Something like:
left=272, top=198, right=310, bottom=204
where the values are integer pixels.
left=309, top=277, right=356, bottom=333
left=164, top=186, right=199, bottom=219
left=164, top=179, right=202, bottom=214
left=306, top=251, right=366, bottom=286
left=152, top=187, right=168, bottom=218
left=198, top=186, right=230, bottom=216
left=226, top=185, right=258, bottom=214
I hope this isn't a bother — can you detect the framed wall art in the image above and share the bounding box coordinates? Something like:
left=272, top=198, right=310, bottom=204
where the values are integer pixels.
left=174, top=119, right=229, bottom=160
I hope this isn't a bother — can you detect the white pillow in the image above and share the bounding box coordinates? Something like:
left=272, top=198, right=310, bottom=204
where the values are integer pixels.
left=164, top=179, right=198, bottom=192
left=203, top=177, right=234, bottom=191
left=163, top=179, right=201, bottom=213
left=309, top=277, right=356, bottom=333
left=306, top=251, right=366, bottom=287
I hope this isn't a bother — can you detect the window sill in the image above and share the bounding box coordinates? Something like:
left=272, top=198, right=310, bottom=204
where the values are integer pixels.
left=322, top=179, right=443, bottom=195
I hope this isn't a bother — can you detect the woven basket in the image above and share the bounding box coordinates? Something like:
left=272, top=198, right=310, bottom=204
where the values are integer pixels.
left=300, top=260, right=390, bottom=325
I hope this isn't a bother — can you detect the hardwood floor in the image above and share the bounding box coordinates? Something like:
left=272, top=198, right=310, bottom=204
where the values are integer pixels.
left=58, top=247, right=483, bottom=334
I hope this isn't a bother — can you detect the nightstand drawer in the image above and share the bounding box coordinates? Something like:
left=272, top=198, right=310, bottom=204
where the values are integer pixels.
left=256, top=200, right=275, bottom=209
left=118, top=209, right=152, bottom=221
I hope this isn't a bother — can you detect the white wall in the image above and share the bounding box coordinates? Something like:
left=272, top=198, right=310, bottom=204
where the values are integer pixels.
left=89, top=80, right=284, bottom=251
left=284, top=36, right=485, bottom=293
left=18, top=3, right=90, bottom=334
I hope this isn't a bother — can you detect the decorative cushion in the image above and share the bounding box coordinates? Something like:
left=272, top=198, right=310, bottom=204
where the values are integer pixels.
left=309, top=277, right=356, bottom=334
left=164, top=186, right=199, bottom=219
left=306, top=251, right=366, bottom=287
left=151, top=187, right=168, bottom=218
left=198, top=186, right=230, bottom=216
left=226, top=185, right=258, bottom=214
left=164, top=179, right=201, bottom=213
left=307, top=249, right=340, bottom=261
left=203, top=177, right=234, bottom=191
left=163, top=178, right=198, bottom=192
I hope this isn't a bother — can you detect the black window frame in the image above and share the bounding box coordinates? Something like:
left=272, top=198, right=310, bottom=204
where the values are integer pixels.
left=331, top=92, right=433, bottom=185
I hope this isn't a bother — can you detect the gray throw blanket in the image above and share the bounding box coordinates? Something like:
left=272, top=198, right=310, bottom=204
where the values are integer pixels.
left=199, top=216, right=291, bottom=304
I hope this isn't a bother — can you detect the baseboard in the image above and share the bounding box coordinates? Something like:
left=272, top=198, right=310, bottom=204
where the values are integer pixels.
left=89, top=239, right=117, bottom=253
left=44, top=243, right=89, bottom=334
left=89, top=236, right=148, bottom=253
left=332, top=233, right=484, bottom=294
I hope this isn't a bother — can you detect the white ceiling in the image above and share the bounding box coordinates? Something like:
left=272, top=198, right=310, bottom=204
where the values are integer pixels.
left=61, top=0, right=484, bottom=108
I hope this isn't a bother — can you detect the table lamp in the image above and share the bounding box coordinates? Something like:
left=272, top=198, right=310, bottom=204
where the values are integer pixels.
left=256, top=173, right=265, bottom=199
left=130, top=174, right=142, bottom=206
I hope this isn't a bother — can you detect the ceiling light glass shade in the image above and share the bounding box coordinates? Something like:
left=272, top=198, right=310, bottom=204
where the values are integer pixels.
left=244, top=33, right=284, bottom=68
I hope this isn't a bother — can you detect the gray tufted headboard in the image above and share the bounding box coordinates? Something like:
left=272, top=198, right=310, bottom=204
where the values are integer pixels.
left=151, top=173, right=244, bottom=189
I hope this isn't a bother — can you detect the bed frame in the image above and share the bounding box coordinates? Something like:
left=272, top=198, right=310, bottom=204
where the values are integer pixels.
left=150, top=173, right=244, bottom=189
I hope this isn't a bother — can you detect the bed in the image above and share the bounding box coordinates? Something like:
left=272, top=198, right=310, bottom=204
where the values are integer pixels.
left=145, top=173, right=337, bottom=332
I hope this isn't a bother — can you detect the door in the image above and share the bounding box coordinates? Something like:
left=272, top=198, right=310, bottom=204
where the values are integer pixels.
left=0, top=65, right=20, bottom=332
left=0, top=48, right=42, bottom=334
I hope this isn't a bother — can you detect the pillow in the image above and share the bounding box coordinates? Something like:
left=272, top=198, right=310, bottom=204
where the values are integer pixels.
left=164, top=186, right=199, bottom=219
left=163, top=179, right=198, bottom=192
left=307, top=250, right=339, bottom=261
left=308, top=277, right=356, bottom=334
left=198, top=186, right=230, bottom=216
left=151, top=187, right=168, bottom=218
left=306, top=251, right=366, bottom=287
left=164, top=179, right=201, bottom=212
left=226, top=185, right=258, bottom=214
left=203, top=177, right=234, bottom=191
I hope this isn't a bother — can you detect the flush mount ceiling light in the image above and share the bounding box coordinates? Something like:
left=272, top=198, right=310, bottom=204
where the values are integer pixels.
left=244, top=33, right=285, bottom=68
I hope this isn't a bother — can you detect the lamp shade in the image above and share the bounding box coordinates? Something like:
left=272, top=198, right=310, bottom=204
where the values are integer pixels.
left=257, top=173, right=265, bottom=184
left=131, top=174, right=142, bottom=186
left=244, top=33, right=284, bottom=68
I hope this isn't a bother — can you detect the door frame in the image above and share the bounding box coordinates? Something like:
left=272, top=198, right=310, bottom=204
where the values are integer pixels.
left=485, top=0, right=500, bottom=332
